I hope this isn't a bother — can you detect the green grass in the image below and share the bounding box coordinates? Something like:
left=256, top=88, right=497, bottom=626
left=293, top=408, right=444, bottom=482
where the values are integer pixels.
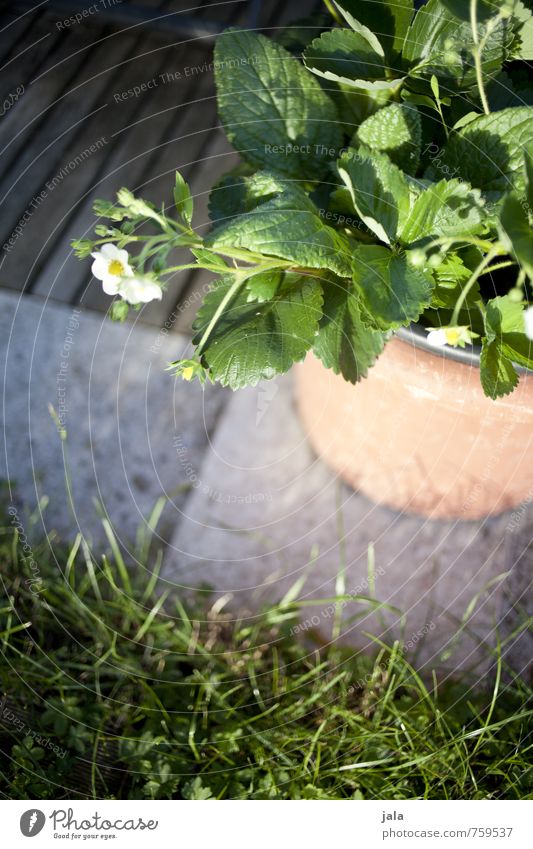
left=0, top=494, right=532, bottom=800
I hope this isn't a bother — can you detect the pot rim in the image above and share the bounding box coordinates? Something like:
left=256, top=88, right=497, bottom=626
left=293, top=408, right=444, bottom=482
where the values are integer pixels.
left=396, top=323, right=532, bottom=375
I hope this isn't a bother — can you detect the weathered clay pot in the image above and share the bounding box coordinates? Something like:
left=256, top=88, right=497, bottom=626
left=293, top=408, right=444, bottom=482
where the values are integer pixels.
left=295, top=326, right=533, bottom=519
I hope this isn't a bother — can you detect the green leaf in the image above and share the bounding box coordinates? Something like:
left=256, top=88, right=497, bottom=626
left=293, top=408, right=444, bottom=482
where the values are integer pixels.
left=333, top=0, right=414, bottom=65
left=206, top=173, right=353, bottom=278
left=214, top=29, right=341, bottom=181
left=498, top=192, right=533, bottom=278
left=337, top=148, right=411, bottom=244
left=440, top=107, right=533, bottom=200
left=192, top=273, right=324, bottom=388
left=182, top=777, right=213, bottom=801
left=313, top=278, right=387, bottom=382
left=431, top=253, right=478, bottom=308
left=526, top=143, right=533, bottom=209
left=403, top=0, right=513, bottom=88
left=303, top=29, right=403, bottom=91
left=352, top=245, right=434, bottom=329
left=439, top=0, right=507, bottom=22
left=333, top=2, right=386, bottom=56
left=399, top=178, right=486, bottom=245
left=355, top=103, right=421, bottom=173
left=245, top=270, right=281, bottom=303
left=173, top=172, right=193, bottom=225
left=485, top=295, right=533, bottom=368
left=514, top=0, right=533, bottom=59
left=480, top=339, right=519, bottom=398
left=208, top=172, right=281, bottom=224
left=190, top=248, right=229, bottom=272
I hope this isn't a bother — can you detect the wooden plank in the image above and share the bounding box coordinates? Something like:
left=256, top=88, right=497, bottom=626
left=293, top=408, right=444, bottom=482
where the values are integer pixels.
left=1, top=28, right=195, bottom=290
left=0, top=10, right=62, bottom=102
left=0, top=6, right=41, bottom=65
left=31, top=42, right=215, bottom=309
left=43, top=2, right=244, bottom=320
left=0, top=22, right=125, bottom=245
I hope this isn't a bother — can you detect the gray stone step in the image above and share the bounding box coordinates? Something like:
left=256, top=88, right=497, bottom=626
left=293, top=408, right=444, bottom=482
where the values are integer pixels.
left=0, top=289, right=228, bottom=546
left=163, top=371, right=532, bottom=681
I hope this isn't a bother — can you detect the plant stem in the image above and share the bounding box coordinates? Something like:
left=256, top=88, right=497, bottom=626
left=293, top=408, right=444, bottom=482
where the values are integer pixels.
left=470, top=0, right=490, bottom=115
left=451, top=246, right=499, bottom=325
left=478, top=260, right=517, bottom=277
left=195, top=275, right=246, bottom=357
left=323, top=0, right=342, bottom=24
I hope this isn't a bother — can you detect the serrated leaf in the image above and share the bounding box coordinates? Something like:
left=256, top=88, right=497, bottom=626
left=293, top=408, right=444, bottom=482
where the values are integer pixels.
left=440, top=107, right=533, bottom=200
left=498, top=191, right=533, bottom=278
left=245, top=270, right=282, bottom=303
left=333, top=1, right=386, bottom=56
left=313, top=278, right=386, bottom=382
left=480, top=339, right=519, bottom=398
left=403, top=0, right=513, bottom=88
left=206, top=173, right=353, bottom=278
left=333, top=0, right=414, bottom=65
left=352, top=245, right=434, bottom=329
left=208, top=172, right=282, bottom=224
left=513, top=1, right=533, bottom=59
left=214, top=29, right=341, bottom=181
left=190, top=247, right=229, bottom=271
left=399, top=178, right=486, bottom=246
left=337, top=148, right=411, bottom=244
left=192, top=273, right=323, bottom=388
left=303, top=29, right=403, bottom=91
left=485, top=295, right=533, bottom=368
left=431, top=253, right=478, bottom=308
left=355, top=103, right=421, bottom=173
left=173, top=172, right=193, bottom=224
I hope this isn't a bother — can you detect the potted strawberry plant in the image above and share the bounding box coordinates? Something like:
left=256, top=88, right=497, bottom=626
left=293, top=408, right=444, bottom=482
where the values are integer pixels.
left=74, top=0, right=533, bottom=518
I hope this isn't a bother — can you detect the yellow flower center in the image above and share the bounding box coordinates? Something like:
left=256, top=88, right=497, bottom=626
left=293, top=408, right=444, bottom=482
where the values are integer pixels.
left=108, top=259, right=125, bottom=276
left=182, top=366, right=194, bottom=381
left=445, top=328, right=461, bottom=345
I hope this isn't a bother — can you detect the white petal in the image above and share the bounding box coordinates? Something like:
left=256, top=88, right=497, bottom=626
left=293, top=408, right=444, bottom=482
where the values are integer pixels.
left=427, top=329, right=447, bottom=348
left=91, top=257, right=108, bottom=281
left=102, top=276, right=122, bottom=295
left=100, top=243, right=121, bottom=260
left=524, top=307, right=533, bottom=341
left=119, top=277, right=162, bottom=304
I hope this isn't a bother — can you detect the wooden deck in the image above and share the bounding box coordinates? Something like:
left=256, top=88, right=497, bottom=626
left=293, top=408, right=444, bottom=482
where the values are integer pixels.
left=0, top=0, right=318, bottom=328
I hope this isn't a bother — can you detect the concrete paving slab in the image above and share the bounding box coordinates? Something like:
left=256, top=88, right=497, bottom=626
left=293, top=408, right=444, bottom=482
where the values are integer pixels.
left=0, top=290, right=228, bottom=548
left=163, top=372, right=532, bottom=680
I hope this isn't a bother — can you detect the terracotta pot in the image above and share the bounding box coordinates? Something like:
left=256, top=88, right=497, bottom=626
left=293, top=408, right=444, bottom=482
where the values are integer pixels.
left=295, top=327, right=533, bottom=519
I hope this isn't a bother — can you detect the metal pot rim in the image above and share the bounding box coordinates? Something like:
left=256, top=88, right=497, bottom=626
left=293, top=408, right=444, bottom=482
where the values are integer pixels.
left=396, top=324, right=532, bottom=375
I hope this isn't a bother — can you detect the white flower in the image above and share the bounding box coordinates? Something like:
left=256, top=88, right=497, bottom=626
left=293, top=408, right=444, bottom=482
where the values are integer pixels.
left=91, top=243, right=133, bottom=295
left=426, top=326, right=475, bottom=348
left=427, top=329, right=447, bottom=347
left=524, top=306, right=533, bottom=341
left=118, top=275, right=162, bottom=304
